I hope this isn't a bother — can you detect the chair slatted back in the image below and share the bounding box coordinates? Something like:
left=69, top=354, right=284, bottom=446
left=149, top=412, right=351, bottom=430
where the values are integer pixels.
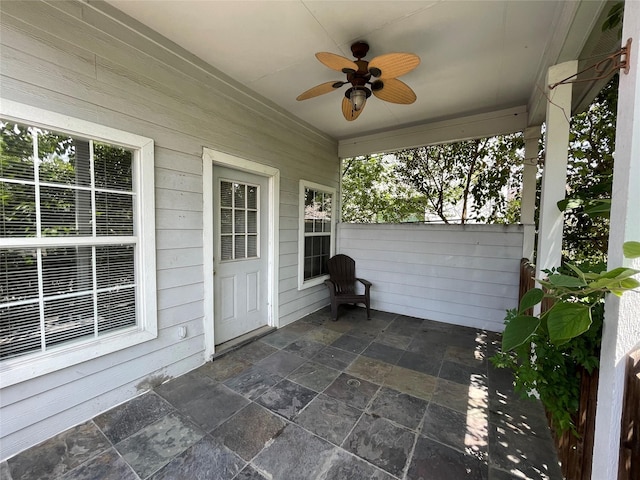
left=327, top=254, right=356, bottom=295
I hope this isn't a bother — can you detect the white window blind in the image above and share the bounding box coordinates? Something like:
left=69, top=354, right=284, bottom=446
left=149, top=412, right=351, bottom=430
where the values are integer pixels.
left=298, top=180, right=335, bottom=289
left=220, top=180, right=259, bottom=261
left=0, top=101, right=156, bottom=387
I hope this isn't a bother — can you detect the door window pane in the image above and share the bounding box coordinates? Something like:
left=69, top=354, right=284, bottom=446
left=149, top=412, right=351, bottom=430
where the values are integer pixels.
left=219, top=180, right=259, bottom=261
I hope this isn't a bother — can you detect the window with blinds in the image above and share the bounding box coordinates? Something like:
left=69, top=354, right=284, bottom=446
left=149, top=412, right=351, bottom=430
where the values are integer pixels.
left=220, top=180, right=259, bottom=261
left=298, top=181, right=335, bottom=289
left=0, top=107, right=156, bottom=384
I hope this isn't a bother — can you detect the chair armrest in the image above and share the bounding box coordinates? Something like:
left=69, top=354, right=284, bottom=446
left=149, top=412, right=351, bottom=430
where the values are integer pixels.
left=356, top=278, right=372, bottom=288
left=324, top=279, right=337, bottom=291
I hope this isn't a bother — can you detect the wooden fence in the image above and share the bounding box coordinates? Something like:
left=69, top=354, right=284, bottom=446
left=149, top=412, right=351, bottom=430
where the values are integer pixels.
left=518, top=258, right=598, bottom=480
left=618, top=349, right=640, bottom=480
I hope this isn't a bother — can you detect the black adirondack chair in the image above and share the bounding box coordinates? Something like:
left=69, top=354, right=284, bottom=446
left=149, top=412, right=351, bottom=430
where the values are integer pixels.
left=324, top=254, right=372, bottom=321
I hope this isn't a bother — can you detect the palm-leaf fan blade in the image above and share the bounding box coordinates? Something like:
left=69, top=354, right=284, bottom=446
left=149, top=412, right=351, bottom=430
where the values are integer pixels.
left=372, top=78, right=417, bottom=104
left=341, top=96, right=365, bottom=121
left=297, top=81, right=345, bottom=101
left=316, top=52, right=358, bottom=73
left=368, top=53, right=420, bottom=79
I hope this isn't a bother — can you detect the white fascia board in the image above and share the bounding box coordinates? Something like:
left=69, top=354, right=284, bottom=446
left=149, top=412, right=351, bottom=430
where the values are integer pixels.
left=338, top=106, right=527, bottom=158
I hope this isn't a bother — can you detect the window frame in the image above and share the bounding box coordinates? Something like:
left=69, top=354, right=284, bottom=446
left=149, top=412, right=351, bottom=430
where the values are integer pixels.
left=0, top=100, right=157, bottom=388
left=297, top=180, right=336, bottom=290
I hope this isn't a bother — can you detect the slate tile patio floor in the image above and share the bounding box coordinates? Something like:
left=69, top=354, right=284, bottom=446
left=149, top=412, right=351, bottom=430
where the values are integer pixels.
left=3, top=308, right=563, bottom=480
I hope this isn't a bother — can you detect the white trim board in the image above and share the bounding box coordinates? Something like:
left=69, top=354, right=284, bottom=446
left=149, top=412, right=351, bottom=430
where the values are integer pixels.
left=202, top=148, right=280, bottom=360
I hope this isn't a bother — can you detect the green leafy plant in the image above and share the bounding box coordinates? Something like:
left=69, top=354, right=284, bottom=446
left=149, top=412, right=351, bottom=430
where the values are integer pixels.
left=492, top=241, right=640, bottom=432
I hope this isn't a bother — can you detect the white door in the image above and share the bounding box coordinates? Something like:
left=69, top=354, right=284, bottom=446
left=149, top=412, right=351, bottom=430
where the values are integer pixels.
left=213, top=166, right=269, bottom=344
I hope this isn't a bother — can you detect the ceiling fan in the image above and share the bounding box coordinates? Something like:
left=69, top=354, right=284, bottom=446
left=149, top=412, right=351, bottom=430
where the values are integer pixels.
left=296, top=42, right=420, bottom=121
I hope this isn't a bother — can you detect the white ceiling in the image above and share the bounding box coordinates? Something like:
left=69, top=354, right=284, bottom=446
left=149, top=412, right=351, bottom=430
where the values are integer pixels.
left=105, top=0, right=607, bottom=141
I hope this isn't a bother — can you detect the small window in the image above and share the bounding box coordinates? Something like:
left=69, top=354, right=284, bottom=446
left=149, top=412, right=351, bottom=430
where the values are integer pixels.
left=298, top=180, right=335, bottom=289
left=219, top=180, right=259, bottom=261
left=0, top=101, right=157, bottom=387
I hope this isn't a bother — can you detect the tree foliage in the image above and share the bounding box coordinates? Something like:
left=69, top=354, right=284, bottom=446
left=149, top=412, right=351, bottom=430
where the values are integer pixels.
left=342, top=133, right=524, bottom=224
left=559, top=76, right=618, bottom=264
left=341, top=154, right=429, bottom=223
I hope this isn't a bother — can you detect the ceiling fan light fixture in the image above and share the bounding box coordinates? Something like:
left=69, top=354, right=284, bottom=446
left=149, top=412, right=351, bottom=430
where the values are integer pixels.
left=347, top=87, right=371, bottom=111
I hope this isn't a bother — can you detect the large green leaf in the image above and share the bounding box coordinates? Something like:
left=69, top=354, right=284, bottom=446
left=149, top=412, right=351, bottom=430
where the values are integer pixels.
left=620, top=278, right=640, bottom=289
left=588, top=268, right=640, bottom=289
left=502, top=315, right=540, bottom=351
left=547, top=302, right=592, bottom=345
left=623, top=241, right=640, bottom=259
left=548, top=274, right=587, bottom=288
left=519, top=288, right=544, bottom=313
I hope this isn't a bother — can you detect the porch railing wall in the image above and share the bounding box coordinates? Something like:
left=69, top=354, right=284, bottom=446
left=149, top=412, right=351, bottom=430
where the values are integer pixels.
left=337, top=223, right=524, bottom=332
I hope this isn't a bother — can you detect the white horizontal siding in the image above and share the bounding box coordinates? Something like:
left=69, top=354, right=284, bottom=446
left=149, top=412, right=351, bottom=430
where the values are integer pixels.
left=337, top=223, right=523, bottom=332
left=0, top=0, right=338, bottom=460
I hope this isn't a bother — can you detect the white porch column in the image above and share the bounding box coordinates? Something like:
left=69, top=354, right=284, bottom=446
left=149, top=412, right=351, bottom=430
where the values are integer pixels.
left=521, top=125, right=541, bottom=261
left=535, top=61, right=577, bottom=283
left=593, top=3, right=640, bottom=478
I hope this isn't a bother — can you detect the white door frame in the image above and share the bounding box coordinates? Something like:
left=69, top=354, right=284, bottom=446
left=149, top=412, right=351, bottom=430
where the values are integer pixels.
left=203, top=148, right=280, bottom=359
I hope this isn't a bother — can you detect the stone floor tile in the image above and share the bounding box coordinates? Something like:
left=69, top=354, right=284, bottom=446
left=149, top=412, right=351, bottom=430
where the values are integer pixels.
left=115, top=412, right=204, bottom=479
left=324, top=319, right=356, bottom=333
left=488, top=420, right=562, bottom=480
left=5, top=312, right=563, bottom=480
left=408, top=434, right=488, bottom=480
left=368, top=386, right=428, bottom=430
left=489, top=398, right=551, bottom=441
left=283, top=338, right=326, bottom=359
left=421, top=329, right=481, bottom=350
left=375, top=331, right=413, bottom=350
left=254, top=350, right=307, bottom=377
left=440, top=360, right=488, bottom=387
left=488, top=466, right=531, bottom=479
left=323, top=373, right=380, bottom=409
left=397, top=350, right=443, bottom=376
left=0, top=462, right=12, bottom=480
left=386, top=315, right=424, bottom=336
left=198, top=355, right=253, bottom=382
left=422, top=402, right=488, bottom=461
left=406, top=333, right=449, bottom=357
left=316, top=448, right=396, bottom=480
left=300, top=307, right=333, bottom=325
left=303, top=327, right=343, bottom=345
left=235, top=465, right=268, bottom=479
left=94, top=392, right=173, bottom=444
left=445, top=344, right=488, bottom=367
left=312, top=346, right=357, bottom=371
left=347, top=318, right=392, bottom=340
left=213, top=403, right=286, bottom=461
left=256, top=379, right=317, bottom=420
left=223, top=365, right=283, bottom=400
left=361, top=342, right=405, bottom=364
left=228, top=341, right=278, bottom=364
left=287, top=361, right=340, bottom=392
left=149, top=436, right=244, bottom=480
left=343, top=414, right=415, bottom=477
left=6, top=422, right=109, bottom=480
left=168, top=383, right=250, bottom=432
left=154, top=370, right=219, bottom=406
left=259, top=329, right=299, bottom=349
left=384, top=365, right=437, bottom=400
left=62, top=448, right=137, bottom=480
left=251, top=423, right=336, bottom=479
left=432, top=377, right=488, bottom=416
left=345, top=356, right=394, bottom=385
left=281, top=321, right=317, bottom=335
left=327, top=306, right=370, bottom=325
left=295, top=394, right=363, bottom=445
left=330, top=334, right=372, bottom=354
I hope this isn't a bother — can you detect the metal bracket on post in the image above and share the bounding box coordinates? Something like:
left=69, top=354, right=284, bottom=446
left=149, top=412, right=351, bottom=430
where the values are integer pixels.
left=549, top=37, right=632, bottom=90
